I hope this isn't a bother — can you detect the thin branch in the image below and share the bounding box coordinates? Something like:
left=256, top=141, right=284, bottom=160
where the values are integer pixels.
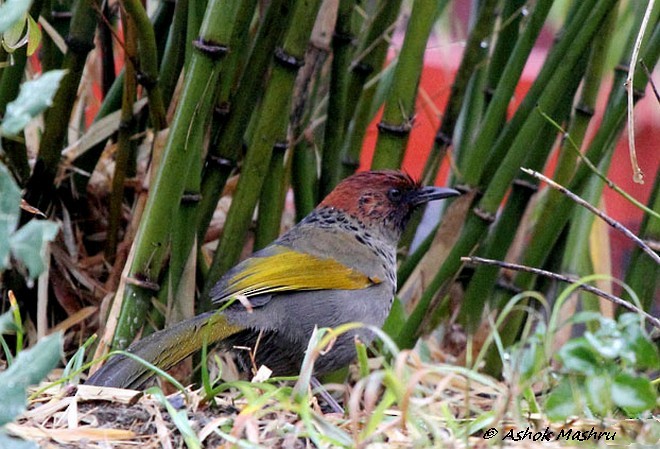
left=461, top=256, right=660, bottom=330
left=537, top=108, right=660, bottom=220
left=625, top=0, right=654, bottom=184
left=521, top=167, right=660, bottom=265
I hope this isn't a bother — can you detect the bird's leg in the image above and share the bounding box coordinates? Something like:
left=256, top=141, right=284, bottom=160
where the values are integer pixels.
left=310, top=376, right=344, bottom=414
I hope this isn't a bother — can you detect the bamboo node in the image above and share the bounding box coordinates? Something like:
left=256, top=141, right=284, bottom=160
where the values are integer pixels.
left=273, top=141, right=289, bottom=152
left=136, top=72, right=158, bottom=90
left=193, top=38, right=229, bottom=60
left=274, top=47, right=305, bottom=70
left=434, top=130, right=452, bottom=146
left=512, top=178, right=538, bottom=192
left=214, top=102, right=231, bottom=118
left=125, top=275, right=160, bottom=292
left=332, top=31, right=354, bottom=46
left=472, top=207, right=496, bottom=223
left=51, top=11, right=73, bottom=19
left=351, top=61, right=373, bottom=77
left=340, top=158, right=360, bottom=170
left=65, top=35, right=95, bottom=55
left=208, top=155, right=236, bottom=168
left=377, top=120, right=412, bottom=137
left=118, top=118, right=136, bottom=131
left=181, top=191, right=202, bottom=204
left=574, top=103, right=594, bottom=117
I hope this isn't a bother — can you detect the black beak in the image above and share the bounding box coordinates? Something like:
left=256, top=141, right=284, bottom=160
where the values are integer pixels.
left=409, top=186, right=461, bottom=206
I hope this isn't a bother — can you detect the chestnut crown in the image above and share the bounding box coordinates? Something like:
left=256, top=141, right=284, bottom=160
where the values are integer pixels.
left=318, top=170, right=460, bottom=236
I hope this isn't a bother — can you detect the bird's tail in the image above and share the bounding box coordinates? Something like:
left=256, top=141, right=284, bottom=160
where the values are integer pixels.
left=86, top=311, right=243, bottom=389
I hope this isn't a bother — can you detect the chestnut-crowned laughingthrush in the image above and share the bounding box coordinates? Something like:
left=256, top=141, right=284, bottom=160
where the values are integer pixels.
left=87, top=170, right=460, bottom=388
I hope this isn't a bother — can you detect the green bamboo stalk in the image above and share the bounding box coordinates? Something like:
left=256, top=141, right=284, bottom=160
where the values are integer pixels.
left=485, top=0, right=527, bottom=105
left=154, top=0, right=257, bottom=315
left=395, top=0, right=620, bottom=349
left=98, top=0, right=116, bottom=96
left=421, top=0, right=499, bottom=182
left=23, top=0, right=100, bottom=212
left=106, top=11, right=139, bottom=260
left=112, top=0, right=235, bottom=349
left=291, top=139, right=318, bottom=222
left=318, top=0, right=356, bottom=197
left=458, top=0, right=555, bottom=185
left=553, top=6, right=619, bottom=186
left=213, top=0, right=257, bottom=113
left=555, top=6, right=619, bottom=323
left=185, top=0, right=209, bottom=68
left=457, top=65, right=585, bottom=331
left=40, top=0, right=72, bottom=73
left=338, top=0, right=404, bottom=179
left=344, top=0, right=403, bottom=119
left=72, top=2, right=178, bottom=193
left=202, top=0, right=323, bottom=301
left=159, top=0, right=188, bottom=106
left=120, top=0, right=167, bottom=130
left=150, top=0, right=176, bottom=61
left=196, top=0, right=291, bottom=248
left=254, top=144, right=288, bottom=251
left=370, top=0, right=440, bottom=170
left=512, top=22, right=660, bottom=295
left=623, top=173, right=660, bottom=310
left=452, top=63, right=487, bottom=172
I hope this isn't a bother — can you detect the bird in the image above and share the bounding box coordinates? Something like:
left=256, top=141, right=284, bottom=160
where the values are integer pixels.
left=87, top=170, right=460, bottom=389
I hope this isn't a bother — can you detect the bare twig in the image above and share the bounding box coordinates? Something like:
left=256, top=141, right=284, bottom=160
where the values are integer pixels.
left=624, top=0, right=655, bottom=184
left=461, top=256, right=660, bottom=330
left=521, top=168, right=660, bottom=265
left=537, top=108, right=660, bottom=220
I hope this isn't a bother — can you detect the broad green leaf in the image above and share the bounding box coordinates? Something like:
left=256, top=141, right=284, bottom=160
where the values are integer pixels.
left=1, top=13, right=27, bottom=52
left=584, top=330, right=623, bottom=359
left=0, top=332, right=62, bottom=425
left=556, top=338, right=601, bottom=375
left=25, top=14, right=41, bottom=56
left=0, top=163, right=21, bottom=267
left=0, top=69, right=67, bottom=136
left=620, top=315, right=660, bottom=370
left=545, top=379, right=581, bottom=420
left=0, top=432, right=38, bottom=449
left=585, top=374, right=611, bottom=415
left=611, top=373, right=656, bottom=414
left=0, top=0, right=32, bottom=34
left=9, top=219, right=59, bottom=278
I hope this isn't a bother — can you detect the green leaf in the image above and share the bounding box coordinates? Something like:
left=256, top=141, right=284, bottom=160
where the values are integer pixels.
left=0, top=164, right=21, bottom=268
left=25, top=14, right=40, bottom=56
left=619, top=315, right=660, bottom=370
left=556, top=338, right=601, bottom=375
left=585, top=373, right=611, bottom=415
left=9, top=220, right=59, bottom=278
left=611, top=373, right=656, bottom=415
left=584, top=329, right=623, bottom=359
left=0, top=0, right=32, bottom=34
left=0, top=432, right=38, bottom=449
left=0, top=332, right=62, bottom=426
left=0, top=69, right=67, bottom=136
left=1, top=13, right=27, bottom=52
left=382, top=297, right=406, bottom=336
left=546, top=379, right=581, bottom=420
left=0, top=310, right=18, bottom=334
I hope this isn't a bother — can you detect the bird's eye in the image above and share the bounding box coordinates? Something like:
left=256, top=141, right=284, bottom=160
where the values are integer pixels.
left=387, top=188, right=402, bottom=201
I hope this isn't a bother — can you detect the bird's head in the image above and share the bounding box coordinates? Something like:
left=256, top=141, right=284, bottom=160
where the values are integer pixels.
left=318, top=170, right=460, bottom=240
